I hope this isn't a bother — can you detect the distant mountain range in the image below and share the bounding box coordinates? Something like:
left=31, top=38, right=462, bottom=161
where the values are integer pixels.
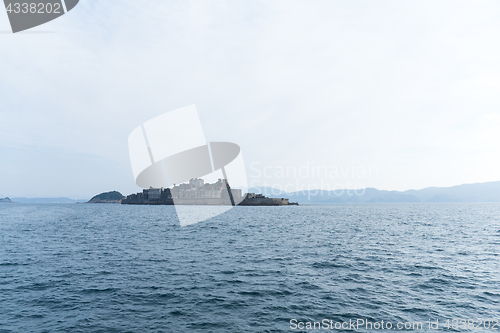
left=9, top=197, right=88, bottom=204
left=2, top=181, right=500, bottom=204
left=250, top=181, right=500, bottom=204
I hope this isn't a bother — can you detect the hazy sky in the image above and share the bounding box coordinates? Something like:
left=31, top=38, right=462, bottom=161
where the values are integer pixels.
left=1, top=0, right=500, bottom=198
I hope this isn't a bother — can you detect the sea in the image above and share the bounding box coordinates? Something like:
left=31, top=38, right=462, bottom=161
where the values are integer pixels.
left=0, top=203, right=499, bottom=332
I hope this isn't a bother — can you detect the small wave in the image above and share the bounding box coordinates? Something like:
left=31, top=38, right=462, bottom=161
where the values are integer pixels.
left=220, top=270, right=236, bottom=275
left=426, top=277, right=450, bottom=286
left=483, top=291, right=500, bottom=298
left=401, top=307, right=429, bottom=314
left=267, top=289, right=293, bottom=296
left=296, top=281, right=321, bottom=290
left=16, top=282, right=59, bottom=291
left=222, top=300, right=248, bottom=309
left=414, top=264, right=441, bottom=270
left=311, top=261, right=349, bottom=269
left=156, top=293, right=176, bottom=299
left=238, top=290, right=262, bottom=296
left=28, top=314, right=44, bottom=319
left=81, top=287, right=119, bottom=294
left=416, top=283, right=444, bottom=292
left=169, top=310, right=185, bottom=316
left=0, top=262, right=20, bottom=266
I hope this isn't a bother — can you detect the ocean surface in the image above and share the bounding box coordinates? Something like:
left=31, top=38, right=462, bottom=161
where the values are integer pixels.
left=0, top=203, right=499, bottom=332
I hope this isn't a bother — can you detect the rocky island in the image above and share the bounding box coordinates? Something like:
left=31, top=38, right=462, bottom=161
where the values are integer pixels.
left=121, top=178, right=298, bottom=206
left=87, top=191, right=125, bottom=203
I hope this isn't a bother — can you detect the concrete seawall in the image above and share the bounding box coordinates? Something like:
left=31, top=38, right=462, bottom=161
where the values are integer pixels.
left=122, top=197, right=297, bottom=206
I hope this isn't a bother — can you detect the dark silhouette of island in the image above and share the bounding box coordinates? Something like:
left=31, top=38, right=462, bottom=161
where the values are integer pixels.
left=121, top=178, right=297, bottom=206
left=87, top=191, right=125, bottom=203
left=0, top=197, right=12, bottom=203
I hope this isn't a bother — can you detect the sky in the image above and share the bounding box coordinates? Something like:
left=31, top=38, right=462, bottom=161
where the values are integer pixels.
left=1, top=0, right=500, bottom=198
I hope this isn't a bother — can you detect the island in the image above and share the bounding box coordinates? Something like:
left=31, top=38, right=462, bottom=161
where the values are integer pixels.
left=121, top=178, right=298, bottom=206
left=87, top=191, right=125, bottom=203
left=0, top=197, right=12, bottom=203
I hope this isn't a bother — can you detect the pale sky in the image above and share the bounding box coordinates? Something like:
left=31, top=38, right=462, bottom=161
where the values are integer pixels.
left=1, top=0, right=500, bottom=198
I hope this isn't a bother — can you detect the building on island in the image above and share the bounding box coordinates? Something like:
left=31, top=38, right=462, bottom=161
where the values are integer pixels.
left=122, top=178, right=297, bottom=206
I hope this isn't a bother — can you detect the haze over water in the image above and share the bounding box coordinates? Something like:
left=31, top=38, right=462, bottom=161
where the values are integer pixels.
left=1, top=203, right=499, bottom=332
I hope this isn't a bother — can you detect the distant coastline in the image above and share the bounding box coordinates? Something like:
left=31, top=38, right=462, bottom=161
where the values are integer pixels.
left=252, top=180, right=500, bottom=204
left=3, top=180, right=500, bottom=205
left=8, top=197, right=88, bottom=204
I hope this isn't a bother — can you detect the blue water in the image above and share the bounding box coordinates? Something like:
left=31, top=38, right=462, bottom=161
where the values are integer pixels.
left=0, top=203, right=499, bottom=332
